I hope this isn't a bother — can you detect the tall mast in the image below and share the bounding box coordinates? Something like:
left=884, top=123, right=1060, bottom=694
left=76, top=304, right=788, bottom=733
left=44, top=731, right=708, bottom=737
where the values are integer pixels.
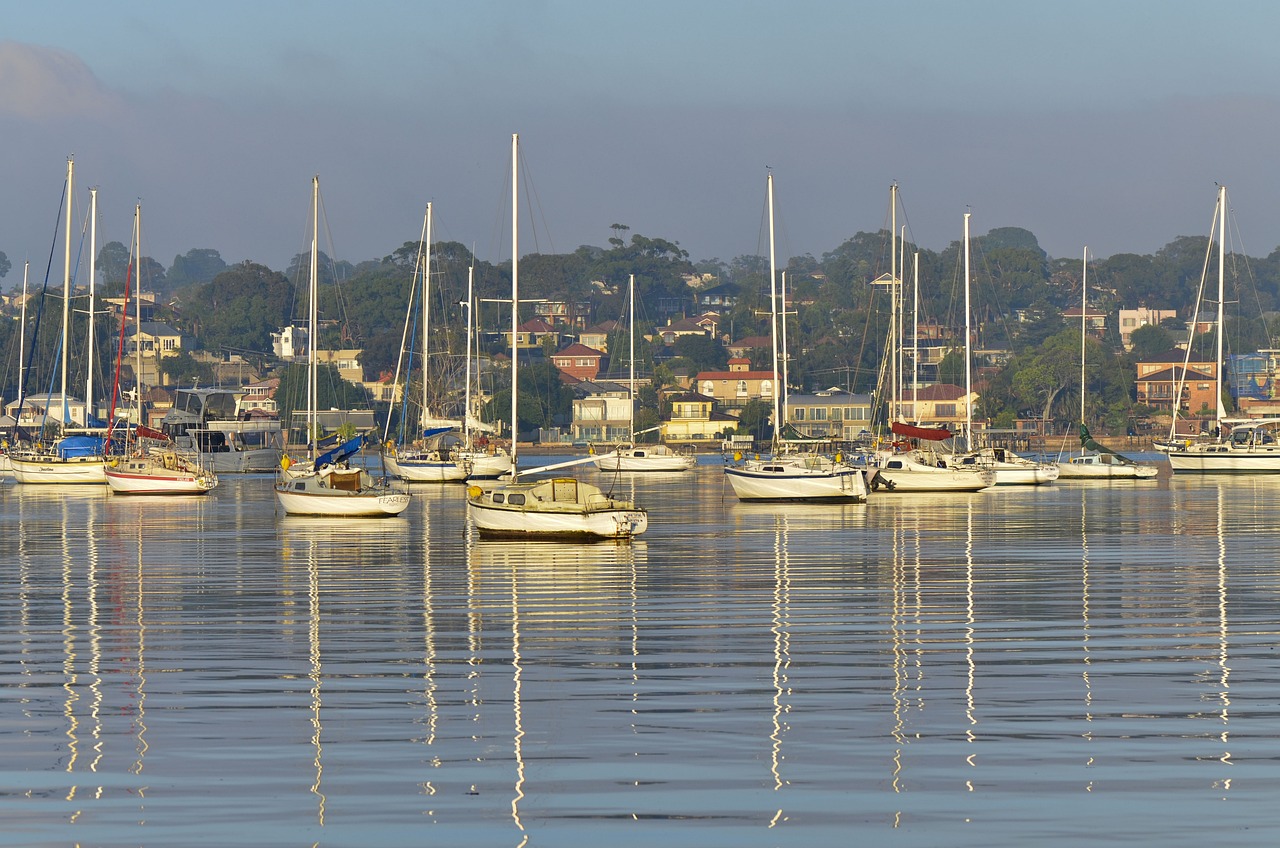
left=1215, top=185, right=1227, bottom=427
left=308, top=176, right=319, bottom=460
left=963, top=211, right=973, bottom=442
left=628, top=273, right=636, bottom=439
left=510, top=133, right=520, bottom=480
left=1080, top=246, right=1087, bottom=425
left=134, top=205, right=142, bottom=424
left=18, top=261, right=28, bottom=404
left=87, top=187, right=97, bottom=419
left=780, top=271, right=790, bottom=421
left=463, top=259, right=475, bottom=443
left=912, top=250, right=919, bottom=418
left=421, top=202, right=433, bottom=428
left=890, top=184, right=898, bottom=422
left=767, top=171, right=781, bottom=449
left=61, top=157, right=73, bottom=423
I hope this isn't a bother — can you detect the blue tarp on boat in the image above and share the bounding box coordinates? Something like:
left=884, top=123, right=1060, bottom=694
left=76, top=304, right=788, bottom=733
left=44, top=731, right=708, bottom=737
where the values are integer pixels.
left=315, top=434, right=365, bottom=467
left=57, top=435, right=104, bottom=458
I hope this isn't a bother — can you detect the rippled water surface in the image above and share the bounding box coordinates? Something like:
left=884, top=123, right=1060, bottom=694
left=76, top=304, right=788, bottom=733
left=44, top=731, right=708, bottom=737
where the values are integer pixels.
left=3, top=461, right=1280, bottom=846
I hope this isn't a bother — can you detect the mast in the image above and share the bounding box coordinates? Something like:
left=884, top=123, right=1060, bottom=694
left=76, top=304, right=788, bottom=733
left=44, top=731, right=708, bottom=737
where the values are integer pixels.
left=308, top=176, right=319, bottom=461
left=1080, top=246, right=1087, bottom=425
left=87, top=187, right=97, bottom=420
left=780, top=271, right=790, bottom=421
left=134, top=205, right=143, bottom=429
left=889, top=185, right=898, bottom=422
left=1215, top=185, right=1227, bottom=428
left=963, top=211, right=973, bottom=443
left=61, top=157, right=73, bottom=424
left=18, top=262, right=28, bottom=405
left=421, top=202, right=433, bottom=429
left=897, top=224, right=906, bottom=421
left=767, top=171, right=781, bottom=449
left=463, top=259, right=475, bottom=444
left=628, top=273, right=636, bottom=440
left=912, top=251, right=919, bottom=419
left=510, top=133, right=520, bottom=481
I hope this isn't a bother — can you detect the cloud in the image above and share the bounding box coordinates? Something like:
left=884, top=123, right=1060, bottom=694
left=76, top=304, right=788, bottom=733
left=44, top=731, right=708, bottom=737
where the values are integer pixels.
left=0, top=40, right=120, bottom=120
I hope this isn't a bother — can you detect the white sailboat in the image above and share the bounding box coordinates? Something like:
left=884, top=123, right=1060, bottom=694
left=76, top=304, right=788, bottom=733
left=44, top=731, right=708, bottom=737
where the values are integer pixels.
left=105, top=205, right=218, bottom=495
left=1056, top=247, right=1157, bottom=480
left=383, top=203, right=469, bottom=483
left=724, top=172, right=869, bottom=502
left=451, top=260, right=513, bottom=479
left=11, top=158, right=106, bottom=485
left=274, top=177, right=411, bottom=517
left=467, top=134, right=648, bottom=539
left=592, top=273, right=695, bottom=472
left=1166, top=185, right=1280, bottom=473
left=949, top=210, right=1057, bottom=485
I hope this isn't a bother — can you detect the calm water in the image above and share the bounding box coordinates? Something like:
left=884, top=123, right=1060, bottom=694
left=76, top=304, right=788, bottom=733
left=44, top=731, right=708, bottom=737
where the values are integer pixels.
left=3, top=458, right=1280, bottom=847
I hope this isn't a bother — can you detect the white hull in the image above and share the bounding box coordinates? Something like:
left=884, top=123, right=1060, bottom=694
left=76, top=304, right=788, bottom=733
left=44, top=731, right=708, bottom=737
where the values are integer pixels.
left=11, top=455, right=106, bottom=485
left=1055, top=454, right=1158, bottom=479
left=459, top=450, right=513, bottom=479
left=385, top=453, right=469, bottom=482
left=467, top=477, right=647, bottom=539
left=275, top=470, right=410, bottom=516
left=593, top=446, right=696, bottom=472
left=873, top=453, right=994, bottom=491
left=105, top=456, right=218, bottom=495
left=724, top=458, right=868, bottom=501
left=955, top=450, right=1059, bottom=485
left=0, top=453, right=11, bottom=477
left=1167, top=446, right=1280, bottom=473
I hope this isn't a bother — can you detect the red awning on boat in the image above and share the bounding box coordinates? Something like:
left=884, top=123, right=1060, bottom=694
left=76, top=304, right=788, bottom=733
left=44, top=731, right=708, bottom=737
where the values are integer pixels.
left=137, top=424, right=171, bottom=442
left=890, top=421, right=952, bottom=441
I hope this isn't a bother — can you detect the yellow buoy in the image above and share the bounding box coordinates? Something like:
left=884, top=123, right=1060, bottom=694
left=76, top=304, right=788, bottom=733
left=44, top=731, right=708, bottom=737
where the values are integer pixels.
left=467, top=485, right=483, bottom=499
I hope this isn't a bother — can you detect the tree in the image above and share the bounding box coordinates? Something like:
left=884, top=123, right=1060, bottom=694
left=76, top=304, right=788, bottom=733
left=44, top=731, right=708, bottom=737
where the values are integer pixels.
left=182, top=262, right=293, bottom=353
left=672, top=334, right=727, bottom=372
left=937, top=349, right=966, bottom=386
left=168, top=249, right=227, bottom=290
left=158, top=351, right=217, bottom=386
left=0, top=249, right=10, bottom=282
left=1129, top=323, right=1174, bottom=360
left=736, top=398, right=773, bottom=442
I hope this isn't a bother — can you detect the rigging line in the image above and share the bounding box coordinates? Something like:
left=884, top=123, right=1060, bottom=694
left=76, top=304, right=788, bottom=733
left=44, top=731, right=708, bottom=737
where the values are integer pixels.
left=16, top=176, right=68, bottom=431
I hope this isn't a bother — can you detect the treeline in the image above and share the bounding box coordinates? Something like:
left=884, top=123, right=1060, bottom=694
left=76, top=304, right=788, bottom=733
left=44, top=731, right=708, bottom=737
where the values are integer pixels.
left=2, top=220, right=1275, bottom=434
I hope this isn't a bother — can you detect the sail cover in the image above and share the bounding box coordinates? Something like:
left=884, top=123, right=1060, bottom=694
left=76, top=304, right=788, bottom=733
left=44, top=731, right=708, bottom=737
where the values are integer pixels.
left=1079, top=424, right=1139, bottom=465
left=891, top=421, right=952, bottom=441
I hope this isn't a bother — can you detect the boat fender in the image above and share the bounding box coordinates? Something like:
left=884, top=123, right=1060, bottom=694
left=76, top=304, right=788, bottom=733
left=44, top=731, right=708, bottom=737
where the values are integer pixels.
left=588, top=445, right=595, bottom=455
left=108, top=457, right=118, bottom=467
left=467, top=485, right=483, bottom=499
left=281, top=454, right=292, bottom=471
left=835, top=452, right=843, bottom=463
left=733, top=451, right=743, bottom=462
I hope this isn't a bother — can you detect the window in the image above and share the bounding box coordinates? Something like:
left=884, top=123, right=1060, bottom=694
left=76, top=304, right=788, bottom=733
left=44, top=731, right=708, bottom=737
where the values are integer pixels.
left=736, top=380, right=748, bottom=395
left=811, top=408, right=826, bottom=421
left=830, top=407, right=843, bottom=421
left=936, top=403, right=956, bottom=417
left=508, top=493, right=526, bottom=505
left=795, top=408, right=805, bottom=421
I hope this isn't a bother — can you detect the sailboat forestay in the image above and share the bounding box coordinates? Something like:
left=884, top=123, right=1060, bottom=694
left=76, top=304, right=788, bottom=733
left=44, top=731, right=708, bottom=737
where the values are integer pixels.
left=723, top=172, right=869, bottom=502
left=467, top=134, right=648, bottom=539
left=274, top=177, right=411, bottom=517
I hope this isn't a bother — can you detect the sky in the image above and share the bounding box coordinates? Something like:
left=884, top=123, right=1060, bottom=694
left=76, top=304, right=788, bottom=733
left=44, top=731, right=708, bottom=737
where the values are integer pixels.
left=4, top=0, right=1280, bottom=283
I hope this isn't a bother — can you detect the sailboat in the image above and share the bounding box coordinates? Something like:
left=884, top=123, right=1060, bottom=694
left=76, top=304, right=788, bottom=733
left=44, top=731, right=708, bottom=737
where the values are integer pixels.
left=450, top=260, right=513, bottom=479
left=592, top=273, right=695, bottom=472
left=948, top=211, right=1058, bottom=485
left=868, top=186, right=993, bottom=492
left=104, top=205, right=218, bottom=495
left=10, top=158, right=107, bottom=485
left=1055, top=248, right=1157, bottom=480
left=467, top=134, right=647, bottom=539
left=274, top=177, right=411, bottom=517
left=724, top=172, right=869, bottom=502
left=383, top=203, right=469, bottom=483
left=1166, top=185, right=1280, bottom=473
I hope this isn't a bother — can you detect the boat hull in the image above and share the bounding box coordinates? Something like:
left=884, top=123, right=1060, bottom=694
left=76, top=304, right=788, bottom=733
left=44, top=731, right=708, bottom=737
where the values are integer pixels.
left=274, top=466, right=410, bottom=517
left=593, top=448, right=696, bottom=472
left=11, top=455, right=106, bottom=485
left=873, top=457, right=993, bottom=492
left=467, top=478, right=647, bottom=539
left=385, top=454, right=469, bottom=482
left=459, top=450, right=513, bottom=480
left=1055, top=455, right=1158, bottom=479
left=1166, top=447, right=1280, bottom=473
left=724, top=461, right=868, bottom=501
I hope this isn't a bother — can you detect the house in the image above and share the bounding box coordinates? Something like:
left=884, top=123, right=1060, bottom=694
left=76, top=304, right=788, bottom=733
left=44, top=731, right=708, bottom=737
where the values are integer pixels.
left=273, top=325, right=308, bottom=360
left=698, top=283, right=740, bottom=309
left=693, top=359, right=778, bottom=412
left=503, top=318, right=559, bottom=352
left=570, top=380, right=631, bottom=443
left=656, top=315, right=713, bottom=345
left=315, top=349, right=365, bottom=385
left=550, top=343, right=606, bottom=382
left=660, top=390, right=737, bottom=445
left=785, top=388, right=874, bottom=441
left=1062, top=305, right=1108, bottom=337
left=5, top=393, right=97, bottom=430
left=1136, top=349, right=1217, bottom=381
left=579, top=320, right=619, bottom=354
left=896, top=383, right=980, bottom=433
left=1118, top=307, right=1177, bottom=350
left=532, top=300, right=592, bottom=330
left=125, top=321, right=187, bottom=386
left=1135, top=365, right=1217, bottom=415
